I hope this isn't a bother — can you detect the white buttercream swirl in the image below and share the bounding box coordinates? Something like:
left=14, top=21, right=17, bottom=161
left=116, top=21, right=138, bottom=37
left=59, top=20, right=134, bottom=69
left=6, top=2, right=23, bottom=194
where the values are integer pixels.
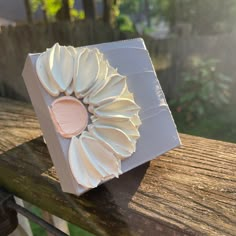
left=69, top=132, right=121, bottom=188
left=36, top=43, right=141, bottom=189
left=73, top=48, right=99, bottom=97
left=36, top=43, right=74, bottom=96
left=87, top=74, right=127, bottom=106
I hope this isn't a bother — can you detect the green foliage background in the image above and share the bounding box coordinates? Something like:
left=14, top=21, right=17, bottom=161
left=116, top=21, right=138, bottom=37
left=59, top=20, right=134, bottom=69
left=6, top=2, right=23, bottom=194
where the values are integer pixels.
left=119, top=0, right=236, bottom=33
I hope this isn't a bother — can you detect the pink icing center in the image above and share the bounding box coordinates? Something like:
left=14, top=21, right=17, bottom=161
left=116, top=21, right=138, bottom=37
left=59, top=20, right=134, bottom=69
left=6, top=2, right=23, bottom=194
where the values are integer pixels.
left=49, top=96, right=88, bottom=138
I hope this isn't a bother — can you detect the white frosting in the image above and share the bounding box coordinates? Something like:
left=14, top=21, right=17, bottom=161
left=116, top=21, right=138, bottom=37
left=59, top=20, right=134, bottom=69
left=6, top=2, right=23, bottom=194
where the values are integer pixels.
left=87, top=74, right=126, bottom=106
left=47, top=43, right=73, bottom=92
left=93, top=98, right=141, bottom=119
left=88, top=124, right=135, bottom=158
left=82, top=54, right=109, bottom=101
left=36, top=43, right=142, bottom=188
left=69, top=132, right=121, bottom=188
left=119, top=86, right=134, bottom=100
left=107, top=61, right=118, bottom=76
left=36, top=51, right=60, bottom=96
left=92, top=117, right=140, bottom=140
left=65, top=82, right=73, bottom=96
left=73, top=48, right=99, bottom=97
left=66, top=45, right=77, bottom=58
left=131, top=114, right=142, bottom=127
left=36, top=43, right=73, bottom=96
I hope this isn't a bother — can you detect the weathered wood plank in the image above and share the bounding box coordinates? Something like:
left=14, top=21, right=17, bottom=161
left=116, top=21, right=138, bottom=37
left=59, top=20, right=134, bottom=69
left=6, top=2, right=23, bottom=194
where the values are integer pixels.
left=0, top=97, right=235, bottom=236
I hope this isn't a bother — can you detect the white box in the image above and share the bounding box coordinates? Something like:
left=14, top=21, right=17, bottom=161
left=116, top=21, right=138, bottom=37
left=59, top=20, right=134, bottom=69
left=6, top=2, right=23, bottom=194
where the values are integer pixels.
left=22, top=38, right=181, bottom=195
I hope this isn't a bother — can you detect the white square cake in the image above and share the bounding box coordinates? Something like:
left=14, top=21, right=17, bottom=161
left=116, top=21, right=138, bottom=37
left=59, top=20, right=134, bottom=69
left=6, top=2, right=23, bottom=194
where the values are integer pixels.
left=22, top=38, right=181, bottom=196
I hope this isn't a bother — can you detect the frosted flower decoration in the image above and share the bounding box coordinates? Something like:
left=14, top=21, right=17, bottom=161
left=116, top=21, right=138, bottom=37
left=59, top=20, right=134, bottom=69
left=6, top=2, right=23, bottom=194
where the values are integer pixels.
left=36, top=43, right=141, bottom=188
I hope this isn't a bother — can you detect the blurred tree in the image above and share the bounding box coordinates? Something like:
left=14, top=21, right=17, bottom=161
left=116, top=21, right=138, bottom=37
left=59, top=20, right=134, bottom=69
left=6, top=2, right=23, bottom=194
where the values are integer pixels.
left=119, top=0, right=140, bottom=15
left=56, top=0, right=70, bottom=21
left=40, top=0, right=48, bottom=23
left=30, top=0, right=84, bottom=22
left=119, top=0, right=156, bottom=27
left=82, top=0, right=96, bottom=20
left=103, top=0, right=119, bottom=26
left=116, top=14, right=134, bottom=32
left=103, top=0, right=113, bottom=25
left=118, top=0, right=236, bottom=34
left=144, top=0, right=151, bottom=27
left=155, top=0, right=236, bottom=34
left=24, top=0, right=33, bottom=23
left=170, top=57, right=232, bottom=122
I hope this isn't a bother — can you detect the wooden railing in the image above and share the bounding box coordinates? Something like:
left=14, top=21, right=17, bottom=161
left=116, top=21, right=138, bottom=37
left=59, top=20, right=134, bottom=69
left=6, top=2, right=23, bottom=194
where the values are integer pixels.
left=0, top=97, right=235, bottom=236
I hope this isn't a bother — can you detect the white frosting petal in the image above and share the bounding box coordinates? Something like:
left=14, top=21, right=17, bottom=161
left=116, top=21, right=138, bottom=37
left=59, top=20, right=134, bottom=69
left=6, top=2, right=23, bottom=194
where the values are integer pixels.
left=107, top=62, right=118, bottom=76
left=131, top=114, right=142, bottom=127
left=36, top=51, right=60, bottom=96
left=69, top=136, right=101, bottom=188
left=73, top=47, right=86, bottom=90
left=88, top=74, right=127, bottom=106
left=82, top=132, right=122, bottom=176
left=92, top=117, right=140, bottom=140
left=82, top=55, right=109, bottom=102
left=66, top=46, right=77, bottom=58
left=65, top=82, right=73, bottom=96
left=88, top=124, right=135, bottom=158
left=47, top=43, right=74, bottom=92
left=93, top=98, right=141, bottom=119
left=73, top=48, right=99, bottom=97
left=120, top=86, right=134, bottom=100
left=69, top=132, right=121, bottom=188
left=83, top=58, right=117, bottom=103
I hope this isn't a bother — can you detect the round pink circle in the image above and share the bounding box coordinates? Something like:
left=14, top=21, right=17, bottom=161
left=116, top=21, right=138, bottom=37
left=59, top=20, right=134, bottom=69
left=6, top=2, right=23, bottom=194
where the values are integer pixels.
left=49, top=96, right=88, bottom=138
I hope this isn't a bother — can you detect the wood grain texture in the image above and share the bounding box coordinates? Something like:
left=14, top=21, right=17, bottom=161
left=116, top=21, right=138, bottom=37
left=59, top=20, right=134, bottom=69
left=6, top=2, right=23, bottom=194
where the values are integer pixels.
left=0, top=98, right=235, bottom=236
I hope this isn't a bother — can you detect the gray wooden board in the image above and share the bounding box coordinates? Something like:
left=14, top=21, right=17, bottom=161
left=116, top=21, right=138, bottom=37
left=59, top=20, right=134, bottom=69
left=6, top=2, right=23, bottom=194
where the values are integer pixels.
left=22, top=38, right=181, bottom=195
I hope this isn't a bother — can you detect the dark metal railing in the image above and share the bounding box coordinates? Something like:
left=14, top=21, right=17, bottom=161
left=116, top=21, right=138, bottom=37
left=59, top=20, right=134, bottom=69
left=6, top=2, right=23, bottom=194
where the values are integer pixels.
left=0, top=188, right=69, bottom=236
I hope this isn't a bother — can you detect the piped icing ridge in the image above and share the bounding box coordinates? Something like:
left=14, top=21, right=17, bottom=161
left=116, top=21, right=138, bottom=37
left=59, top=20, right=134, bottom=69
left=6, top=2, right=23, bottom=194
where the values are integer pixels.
left=36, top=43, right=74, bottom=96
left=36, top=43, right=141, bottom=188
left=69, top=132, right=122, bottom=188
